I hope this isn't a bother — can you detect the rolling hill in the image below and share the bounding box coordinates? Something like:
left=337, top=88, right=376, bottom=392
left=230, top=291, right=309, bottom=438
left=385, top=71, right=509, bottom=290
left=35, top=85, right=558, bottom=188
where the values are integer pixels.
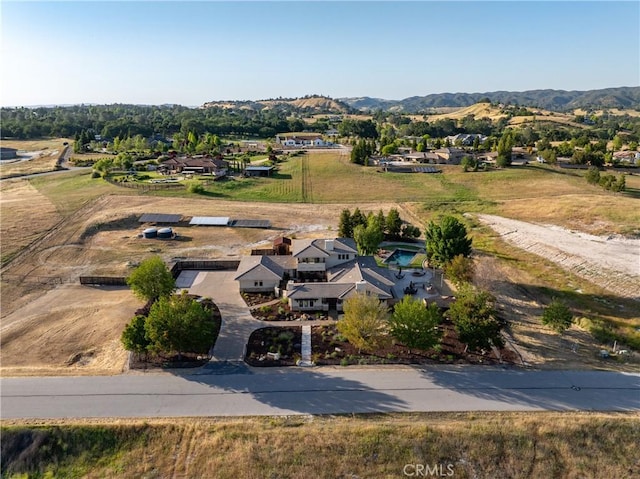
left=340, top=87, right=640, bottom=113
left=201, top=95, right=353, bottom=114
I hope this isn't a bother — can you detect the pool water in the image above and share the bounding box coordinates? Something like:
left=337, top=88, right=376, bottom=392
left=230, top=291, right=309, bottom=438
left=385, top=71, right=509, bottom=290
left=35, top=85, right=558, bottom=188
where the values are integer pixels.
left=384, top=249, right=418, bottom=267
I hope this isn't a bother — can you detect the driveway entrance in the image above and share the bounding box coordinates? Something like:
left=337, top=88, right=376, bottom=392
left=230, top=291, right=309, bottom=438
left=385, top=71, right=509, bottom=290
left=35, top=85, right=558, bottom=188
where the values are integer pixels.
left=177, top=270, right=263, bottom=361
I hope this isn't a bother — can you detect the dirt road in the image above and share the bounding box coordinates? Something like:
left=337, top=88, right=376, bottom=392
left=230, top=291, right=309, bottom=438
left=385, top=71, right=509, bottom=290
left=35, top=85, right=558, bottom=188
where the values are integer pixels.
left=476, top=214, right=640, bottom=300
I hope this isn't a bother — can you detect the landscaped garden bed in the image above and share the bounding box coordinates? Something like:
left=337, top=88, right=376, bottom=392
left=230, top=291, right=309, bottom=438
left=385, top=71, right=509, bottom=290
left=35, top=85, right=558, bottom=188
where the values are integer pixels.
left=128, top=298, right=222, bottom=370
left=245, top=327, right=302, bottom=366
left=241, top=291, right=276, bottom=307
left=245, top=294, right=332, bottom=321
left=310, top=322, right=519, bottom=366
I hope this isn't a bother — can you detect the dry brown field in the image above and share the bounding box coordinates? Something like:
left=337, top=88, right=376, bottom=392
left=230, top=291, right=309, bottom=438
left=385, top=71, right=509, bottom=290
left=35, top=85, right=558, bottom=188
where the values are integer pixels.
left=2, top=412, right=639, bottom=479
left=1, top=155, right=638, bottom=375
left=0, top=138, right=70, bottom=178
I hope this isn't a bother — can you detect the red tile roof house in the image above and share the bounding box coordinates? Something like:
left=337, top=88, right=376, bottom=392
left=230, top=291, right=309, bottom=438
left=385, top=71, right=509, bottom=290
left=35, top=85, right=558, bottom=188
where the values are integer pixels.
left=160, top=156, right=228, bottom=177
left=234, top=238, right=400, bottom=312
left=613, top=150, right=640, bottom=165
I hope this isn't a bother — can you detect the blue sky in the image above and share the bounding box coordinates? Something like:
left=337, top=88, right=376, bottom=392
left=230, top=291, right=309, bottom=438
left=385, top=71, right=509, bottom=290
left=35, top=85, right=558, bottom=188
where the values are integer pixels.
left=1, top=1, right=639, bottom=106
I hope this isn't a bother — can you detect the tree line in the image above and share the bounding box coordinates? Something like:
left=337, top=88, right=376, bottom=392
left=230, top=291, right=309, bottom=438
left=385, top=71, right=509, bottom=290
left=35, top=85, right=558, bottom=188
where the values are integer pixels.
left=338, top=208, right=421, bottom=254
left=1, top=104, right=310, bottom=140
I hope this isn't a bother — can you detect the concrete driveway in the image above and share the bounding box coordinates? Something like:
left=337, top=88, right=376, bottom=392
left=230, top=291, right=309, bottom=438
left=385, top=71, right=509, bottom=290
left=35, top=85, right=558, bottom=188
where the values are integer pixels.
left=177, top=270, right=264, bottom=361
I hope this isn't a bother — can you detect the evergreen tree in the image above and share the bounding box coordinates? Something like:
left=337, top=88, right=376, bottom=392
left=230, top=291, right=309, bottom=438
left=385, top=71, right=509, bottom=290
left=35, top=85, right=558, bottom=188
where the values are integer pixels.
left=496, top=130, right=514, bottom=167
left=386, top=208, right=403, bottom=239
left=338, top=209, right=353, bottom=238
left=351, top=208, right=367, bottom=230
left=425, top=216, right=472, bottom=267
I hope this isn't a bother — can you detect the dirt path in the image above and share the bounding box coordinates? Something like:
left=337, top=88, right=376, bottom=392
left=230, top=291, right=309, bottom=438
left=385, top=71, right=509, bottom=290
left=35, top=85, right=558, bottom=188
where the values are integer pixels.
left=476, top=214, right=640, bottom=300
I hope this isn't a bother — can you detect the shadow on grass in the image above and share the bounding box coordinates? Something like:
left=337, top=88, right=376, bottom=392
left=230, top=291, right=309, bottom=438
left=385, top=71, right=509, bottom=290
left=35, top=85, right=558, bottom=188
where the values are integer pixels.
left=271, top=173, right=292, bottom=180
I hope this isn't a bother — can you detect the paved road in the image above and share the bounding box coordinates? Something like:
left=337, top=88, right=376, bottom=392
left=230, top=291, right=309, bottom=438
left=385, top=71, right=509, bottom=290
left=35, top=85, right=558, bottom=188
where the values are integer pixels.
left=2, top=368, right=638, bottom=419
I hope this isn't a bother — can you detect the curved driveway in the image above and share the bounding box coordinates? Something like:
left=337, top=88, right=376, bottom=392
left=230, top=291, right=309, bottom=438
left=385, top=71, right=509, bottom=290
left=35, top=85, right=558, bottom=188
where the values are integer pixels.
left=177, top=270, right=262, bottom=361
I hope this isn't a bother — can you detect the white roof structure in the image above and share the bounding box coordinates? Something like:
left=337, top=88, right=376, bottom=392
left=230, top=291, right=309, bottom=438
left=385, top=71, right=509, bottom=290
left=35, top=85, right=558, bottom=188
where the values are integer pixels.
left=189, top=216, right=230, bottom=226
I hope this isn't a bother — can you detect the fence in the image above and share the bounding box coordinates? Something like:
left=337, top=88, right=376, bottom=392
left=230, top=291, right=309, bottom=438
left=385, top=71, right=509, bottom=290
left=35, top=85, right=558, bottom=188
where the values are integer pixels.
left=170, top=259, right=240, bottom=277
left=104, top=177, right=186, bottom=191
left=251, top=248, right=275, bottom=256
left=79, top=276, right=128, bottom=286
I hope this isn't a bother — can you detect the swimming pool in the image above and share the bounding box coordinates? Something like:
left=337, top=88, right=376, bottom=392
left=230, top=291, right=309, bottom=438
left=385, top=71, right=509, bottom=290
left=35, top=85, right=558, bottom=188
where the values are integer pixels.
left=383, top=248, right=418, bottom=267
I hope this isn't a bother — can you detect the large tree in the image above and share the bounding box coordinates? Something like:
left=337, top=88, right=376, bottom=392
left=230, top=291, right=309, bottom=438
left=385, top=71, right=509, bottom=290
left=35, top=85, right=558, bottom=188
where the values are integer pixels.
left=338, top=209, right=353, bottom=238
left=126, top=256, right=176, bottom=302
left=496, top=130, right=514, bottom=167
left=446, top=286, right=503, bottom=352
left=389, top=296, right=442, bottom=351
left=443, top=254, right=475, bottom=287
left=386, top=208, right=403, bottom=239
left=145, top=292, right=215, bottom=359
left=354, top=216, right=384, bottom=255
left=337, top=293, right=390, bottom=353
left=425, top=216, right=472, bottom=268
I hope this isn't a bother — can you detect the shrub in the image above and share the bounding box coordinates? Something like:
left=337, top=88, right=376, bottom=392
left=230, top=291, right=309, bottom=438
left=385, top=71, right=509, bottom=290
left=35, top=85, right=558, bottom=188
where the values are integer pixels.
left=187, top=181, right=205, bottom=194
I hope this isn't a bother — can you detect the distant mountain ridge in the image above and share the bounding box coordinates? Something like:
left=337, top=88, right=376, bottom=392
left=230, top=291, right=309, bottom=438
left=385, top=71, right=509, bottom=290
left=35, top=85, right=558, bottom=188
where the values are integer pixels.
left=340, top=87, right=640, bottom=113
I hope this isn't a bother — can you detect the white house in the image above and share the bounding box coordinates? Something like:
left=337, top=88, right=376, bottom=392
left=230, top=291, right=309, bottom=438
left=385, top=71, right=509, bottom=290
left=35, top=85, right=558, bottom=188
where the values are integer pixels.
left=235, top=237, right=398, bottom=312
left=234, top=255, right=297, bottom=293
left=284, top=256, right=399, bottom=312
left=292, top=238, right=358, bottom=278
left=276, top=133, right=326, bottom=147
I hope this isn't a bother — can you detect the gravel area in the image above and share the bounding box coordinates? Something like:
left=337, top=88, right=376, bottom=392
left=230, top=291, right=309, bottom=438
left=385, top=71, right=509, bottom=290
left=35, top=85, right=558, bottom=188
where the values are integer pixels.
left=476, top=214, right=640, bottom=300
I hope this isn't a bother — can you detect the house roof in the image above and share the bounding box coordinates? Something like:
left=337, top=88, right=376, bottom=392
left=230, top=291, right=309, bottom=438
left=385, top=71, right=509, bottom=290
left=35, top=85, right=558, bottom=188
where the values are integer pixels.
left=286, top=282, right=355, bottom=300
left=234, top=255, right=296, bottom=281
left=161, top=157, right=227, bottom=168
left=278, top=132, right=323, bottom=139
left=292, top=238, right=357, bottom=257
left=292, top=240, right=331, bottom=258
left=327, top=256, right=397, bottom=299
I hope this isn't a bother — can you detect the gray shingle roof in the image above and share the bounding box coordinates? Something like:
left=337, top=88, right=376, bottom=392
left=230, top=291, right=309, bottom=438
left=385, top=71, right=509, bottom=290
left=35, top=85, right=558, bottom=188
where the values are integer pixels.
left=234, top=255, right=296, bottom=280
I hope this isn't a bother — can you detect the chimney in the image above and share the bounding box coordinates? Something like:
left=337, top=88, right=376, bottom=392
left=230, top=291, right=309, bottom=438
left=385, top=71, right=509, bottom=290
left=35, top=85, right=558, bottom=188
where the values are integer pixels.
left=283, top=280, right=296, bottom=298
left=355, top=280, right=367, bottom=293
left=325, top=239, right=334, bottom=251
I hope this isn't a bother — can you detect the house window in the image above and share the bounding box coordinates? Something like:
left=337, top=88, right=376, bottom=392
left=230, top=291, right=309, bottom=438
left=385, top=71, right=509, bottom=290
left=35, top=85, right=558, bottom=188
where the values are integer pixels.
left=254, top=281, right=263, bottom=287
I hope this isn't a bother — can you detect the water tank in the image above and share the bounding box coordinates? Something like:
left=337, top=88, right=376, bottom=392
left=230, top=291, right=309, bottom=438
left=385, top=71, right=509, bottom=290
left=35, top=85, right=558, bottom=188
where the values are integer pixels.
left=157, top=227, right=173, bottom=239
left=143, top=227, right=158, bottom=239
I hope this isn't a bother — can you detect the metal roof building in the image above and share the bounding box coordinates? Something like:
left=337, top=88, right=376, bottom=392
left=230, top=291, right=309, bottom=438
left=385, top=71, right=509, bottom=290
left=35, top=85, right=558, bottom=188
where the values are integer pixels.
left=189, top=216, right=231, bottom=226
left=139, top=213, right=182, bottom=224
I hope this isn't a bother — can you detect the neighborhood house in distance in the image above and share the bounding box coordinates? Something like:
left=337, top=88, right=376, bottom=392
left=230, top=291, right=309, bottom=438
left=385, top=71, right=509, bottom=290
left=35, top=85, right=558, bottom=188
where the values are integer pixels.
left=234, top=237, right=428, bottom=315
